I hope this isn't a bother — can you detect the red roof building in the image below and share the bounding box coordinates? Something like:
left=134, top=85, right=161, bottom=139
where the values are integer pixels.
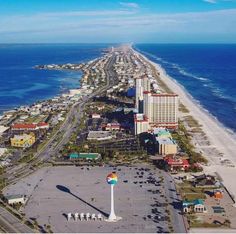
left=11, top=122, right=49, bottom=131
left=37, top=122, right=49, bottom=129
left=11, top=123, right=37, bottom=131
left=165, top=157, right=190, bottom=171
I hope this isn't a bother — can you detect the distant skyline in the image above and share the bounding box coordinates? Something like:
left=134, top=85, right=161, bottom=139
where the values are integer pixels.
left=0, top=0, right=236, bottom=43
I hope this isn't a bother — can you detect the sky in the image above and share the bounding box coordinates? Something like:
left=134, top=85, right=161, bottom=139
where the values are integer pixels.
left=0, top=0, right=236, bottom=43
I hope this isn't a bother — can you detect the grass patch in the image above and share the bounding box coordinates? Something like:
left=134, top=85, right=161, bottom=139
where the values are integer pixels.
left=183, top=115, right=201, bottom=128
left=179, top=103, right=190, bottom=113
left=183, top=193, right=206, bottom=200
left=178, top=182, right=206, bottom=200
left=172, top=121, right=207, bottom=164
left=18, top=154, right=35, bottom=164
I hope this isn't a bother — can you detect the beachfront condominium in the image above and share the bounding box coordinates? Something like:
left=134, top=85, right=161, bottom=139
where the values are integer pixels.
left=134, top=113, right=150, bottom=135
left=143, top=91, right=179, bottom=129
left=135, top=76, right=150, bottom=112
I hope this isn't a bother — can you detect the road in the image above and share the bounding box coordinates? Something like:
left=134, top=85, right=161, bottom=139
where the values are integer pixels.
left=0, top=207, right=33, bottom=233
left=163, top=171, right=187, bottom=233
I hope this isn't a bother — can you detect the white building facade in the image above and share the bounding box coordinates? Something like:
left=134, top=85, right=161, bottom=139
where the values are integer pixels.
left=134, top=114, right=150, bottom=135
left=135, top=76, right=150, bottom=112
left=143, top=92, right=179, bottom=129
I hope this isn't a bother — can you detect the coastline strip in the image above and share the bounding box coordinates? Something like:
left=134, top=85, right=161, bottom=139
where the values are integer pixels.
left=132, top=46, right=236, bottom=199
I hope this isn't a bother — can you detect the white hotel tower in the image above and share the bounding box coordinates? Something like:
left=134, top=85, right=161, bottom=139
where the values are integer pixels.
left=135, top=76, right=150, bottom=112
left=134, top=74, right=179, bottom=135
left=143, top=91, right=179, bottom=129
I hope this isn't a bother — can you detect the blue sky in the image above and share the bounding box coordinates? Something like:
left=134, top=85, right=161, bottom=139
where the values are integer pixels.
left=0, top=0, right=236, bottom=43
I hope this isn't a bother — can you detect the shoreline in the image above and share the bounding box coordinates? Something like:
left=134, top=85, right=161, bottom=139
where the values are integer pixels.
left=0, top=45, right=105, bottom=116
left=133, top=46, right=236, bottom=198
left=0, top=75, right=82, bottom=116
left=0, top=67, right=85, bottom=117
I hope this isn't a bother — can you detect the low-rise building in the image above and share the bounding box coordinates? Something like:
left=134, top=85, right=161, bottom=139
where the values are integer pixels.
left=105, top=123, right=121, bottom=131
left=183, top=199, right=207, bottom=213
left=156, top=137, right=178, bottom=155
left=11, top=122, right=49, bottom=131
left=87, top=131, right=113, bottom=141
left=69, top=153, right=101, bottom=160
left=37, top=122, right=50, bottom=130
left=0, top=125, right=9, bottom=136
left=11, top=123, right=37, bottom=131
left=193, top=174, right=218, bottom=188
left=5, top=194, right=26, bottom=205
left=153, top=128, right=172, bottom=139
left=165, top=157, right=190, bottom=171
left=10, top=133, right=35, bottom=148
left=0, top=148, right=7, bottom=157
left=91, top=113, right=101, bottom=119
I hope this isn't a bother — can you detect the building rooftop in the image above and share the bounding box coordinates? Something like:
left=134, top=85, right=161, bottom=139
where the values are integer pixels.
left=165, top=158, right=189, bottom=166
left=183, top=199, right=204, bottom=206
left=134, top=113, right=148, bottom=123
left=12, top=134, right=34, bottom=140
left=87, top=131, right=113, bottom=140
left=69, top=153, right=100, bottom=160
left=153, top=128, right=171, bottom=138
left=12, top=122, right=49, bottom=129
left=5, top=194, right=24, bottom=200
left=12, top=123, right=36, bottom=129
left=0, top=125, right=9, bottom=135
left=156, top=137, right=176, bottom=145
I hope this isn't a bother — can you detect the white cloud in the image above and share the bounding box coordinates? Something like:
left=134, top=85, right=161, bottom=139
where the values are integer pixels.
left=119, top=2, right=139, bottom=8
left=0, top=8, right=235, bottom=42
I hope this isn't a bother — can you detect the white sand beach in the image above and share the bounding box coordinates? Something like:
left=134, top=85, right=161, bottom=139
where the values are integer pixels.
left=134, top=48, right=236, bottom=199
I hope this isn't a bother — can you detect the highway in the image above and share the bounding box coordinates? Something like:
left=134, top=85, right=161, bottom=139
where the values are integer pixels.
left=6, top=52, right=118, bottom=184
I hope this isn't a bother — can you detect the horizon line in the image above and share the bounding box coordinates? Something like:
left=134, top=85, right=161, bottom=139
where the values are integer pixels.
left=1, top=42, right=236, bottom=45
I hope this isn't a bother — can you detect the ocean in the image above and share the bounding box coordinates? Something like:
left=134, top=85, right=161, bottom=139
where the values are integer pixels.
left=0, top=43, right=112, bottom=113
left=134, top=44, right=236, bottom=133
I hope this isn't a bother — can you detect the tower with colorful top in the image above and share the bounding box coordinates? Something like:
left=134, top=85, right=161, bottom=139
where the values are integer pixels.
left=106, top=172, right=121, bottom=222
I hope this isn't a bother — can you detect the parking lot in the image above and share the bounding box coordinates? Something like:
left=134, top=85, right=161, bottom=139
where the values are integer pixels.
left=3, top=164, right=185, bottom=233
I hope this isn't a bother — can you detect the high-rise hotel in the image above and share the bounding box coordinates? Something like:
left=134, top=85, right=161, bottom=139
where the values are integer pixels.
left=134, top=75, right=179, bottom=134
left=135, top=76, right=150, bottom=112
left=143, top=91, right=179, bottom=129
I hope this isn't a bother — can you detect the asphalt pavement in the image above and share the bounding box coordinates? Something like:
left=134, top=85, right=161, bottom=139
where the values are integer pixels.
left=0, top=206, right=34, bottom=233
left=163, top=171, right=187, bottom=233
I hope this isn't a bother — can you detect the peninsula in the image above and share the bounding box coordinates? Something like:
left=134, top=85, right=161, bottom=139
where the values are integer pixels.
left=0, top=44, right=236, bottom=233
